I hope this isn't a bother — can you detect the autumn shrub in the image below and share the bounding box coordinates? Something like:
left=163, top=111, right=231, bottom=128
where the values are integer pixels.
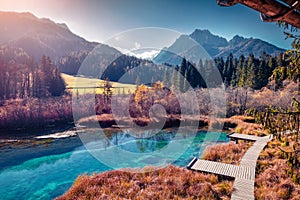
left=225, top=81, right=298, bottom=117
left=0, top=96, right=74, bottom=130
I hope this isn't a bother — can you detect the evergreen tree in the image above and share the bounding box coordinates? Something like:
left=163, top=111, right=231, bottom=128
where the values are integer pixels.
left=247, top=63, right=255, bottom=88
left=231, top=55, right=245, bottom=87
left=171, top=68, right=178, bottom=91
left=183, top=69, right=189, bottom=92
left=224, top=53, right=234, bottom=86
left=271, top=66, right=287, bottom=90
left=214, top=57, right=225, bottom=76
left=41, top=55, right=52, bottom=93
left=49, top=67, right=66, bottom=96
left=177, top=58, right=188, bottom=92
left=196, top=59, right=206, bottom=88
left=187, top=63, right=197, bottom=88
left=177, top=65, right=184, bottom=92
left=103, top=78, right=113, bottom=103
left=163, top=68, right=170, bottom=87
left=238, top=64, right=247, bottom=87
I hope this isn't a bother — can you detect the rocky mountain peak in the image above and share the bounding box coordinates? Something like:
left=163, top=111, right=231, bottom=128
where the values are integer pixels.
left=190, top=29, right=228, bottom=47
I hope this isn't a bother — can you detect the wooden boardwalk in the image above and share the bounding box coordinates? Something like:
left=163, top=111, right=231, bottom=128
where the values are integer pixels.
left=187, top=158, right=239, bottom=177
left=187, top=133, right=272, bottom=200
left=227, top=133, right=269, bottom=142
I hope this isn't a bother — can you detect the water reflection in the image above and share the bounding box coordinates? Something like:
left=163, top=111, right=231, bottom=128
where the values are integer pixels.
left=81, top=129, right=228, bottom=169
left=0, top=129, right=229, bottom=200
left=107, top=129, right=176, bottom=152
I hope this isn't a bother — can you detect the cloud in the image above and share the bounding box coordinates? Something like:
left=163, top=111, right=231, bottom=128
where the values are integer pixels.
left=112, top=45, right=160, bottom=60
left=133, top=42, right=141, bottom=50
left=129, top=50, right=159, bottom=60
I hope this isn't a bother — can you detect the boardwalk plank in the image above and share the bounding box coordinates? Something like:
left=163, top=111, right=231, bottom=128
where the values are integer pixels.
left=187, top=133, right=272, bottom=200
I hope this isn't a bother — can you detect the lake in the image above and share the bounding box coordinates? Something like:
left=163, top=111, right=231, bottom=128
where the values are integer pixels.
left=0, top=129, right=229, bottom=200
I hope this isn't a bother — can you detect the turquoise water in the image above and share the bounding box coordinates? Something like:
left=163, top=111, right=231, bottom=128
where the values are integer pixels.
left=0, top=130, right=229, bottom=200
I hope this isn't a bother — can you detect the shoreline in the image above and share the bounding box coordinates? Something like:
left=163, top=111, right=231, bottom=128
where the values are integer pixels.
left=0, top=113, right=240, bottom=143
left=77, top=114, right=237, bottom=130
left=0, top=114, right=244, bottom=170
left=0, top=123, right=75, bottom=140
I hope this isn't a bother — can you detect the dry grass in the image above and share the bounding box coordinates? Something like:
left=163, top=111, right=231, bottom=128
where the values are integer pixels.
left=255, top=159, right=300, bottom=200
left=225, top=115, right=268, bottom=136
left=57, top=165, right=233, bottom=200
left=202, top=141, right=252, bottom=165
left=255, top=138, right=300, bottom=200
left=208, top=115, right=265, bottom=135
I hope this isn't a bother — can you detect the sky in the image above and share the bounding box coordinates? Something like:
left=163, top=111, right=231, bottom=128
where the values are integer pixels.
left=0, top=0, right=293, bottom=50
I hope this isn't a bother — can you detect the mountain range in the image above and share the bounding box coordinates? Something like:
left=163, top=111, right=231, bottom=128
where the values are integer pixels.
left=0, top=11, right=286, bottom=75
left=153, top=29, right=285, bottom=65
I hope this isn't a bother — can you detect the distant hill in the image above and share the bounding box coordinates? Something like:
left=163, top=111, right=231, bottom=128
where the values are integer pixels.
left=0, top=11, right=124, bottom=76
left=58, top=44, right=123, bottom=77
left=0, top=11, right=120, bottom=63
left=153, top=29, right=285, bottom=65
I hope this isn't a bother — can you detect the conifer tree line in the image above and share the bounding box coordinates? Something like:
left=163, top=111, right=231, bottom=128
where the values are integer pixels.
left=0, top=47, right=66, bottom=100
left=215, top=52, right=286, bottom=90
left=163, top=58, right=206, bottom=92
left=164, top=51, right=295, bottom=91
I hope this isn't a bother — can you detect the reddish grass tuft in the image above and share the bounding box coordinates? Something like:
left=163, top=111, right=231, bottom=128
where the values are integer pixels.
left=255, top=159, right=300, bottom=200
left=203, top=141, right=252, bottom=165
left=255, top=139, right=300, bottom=200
